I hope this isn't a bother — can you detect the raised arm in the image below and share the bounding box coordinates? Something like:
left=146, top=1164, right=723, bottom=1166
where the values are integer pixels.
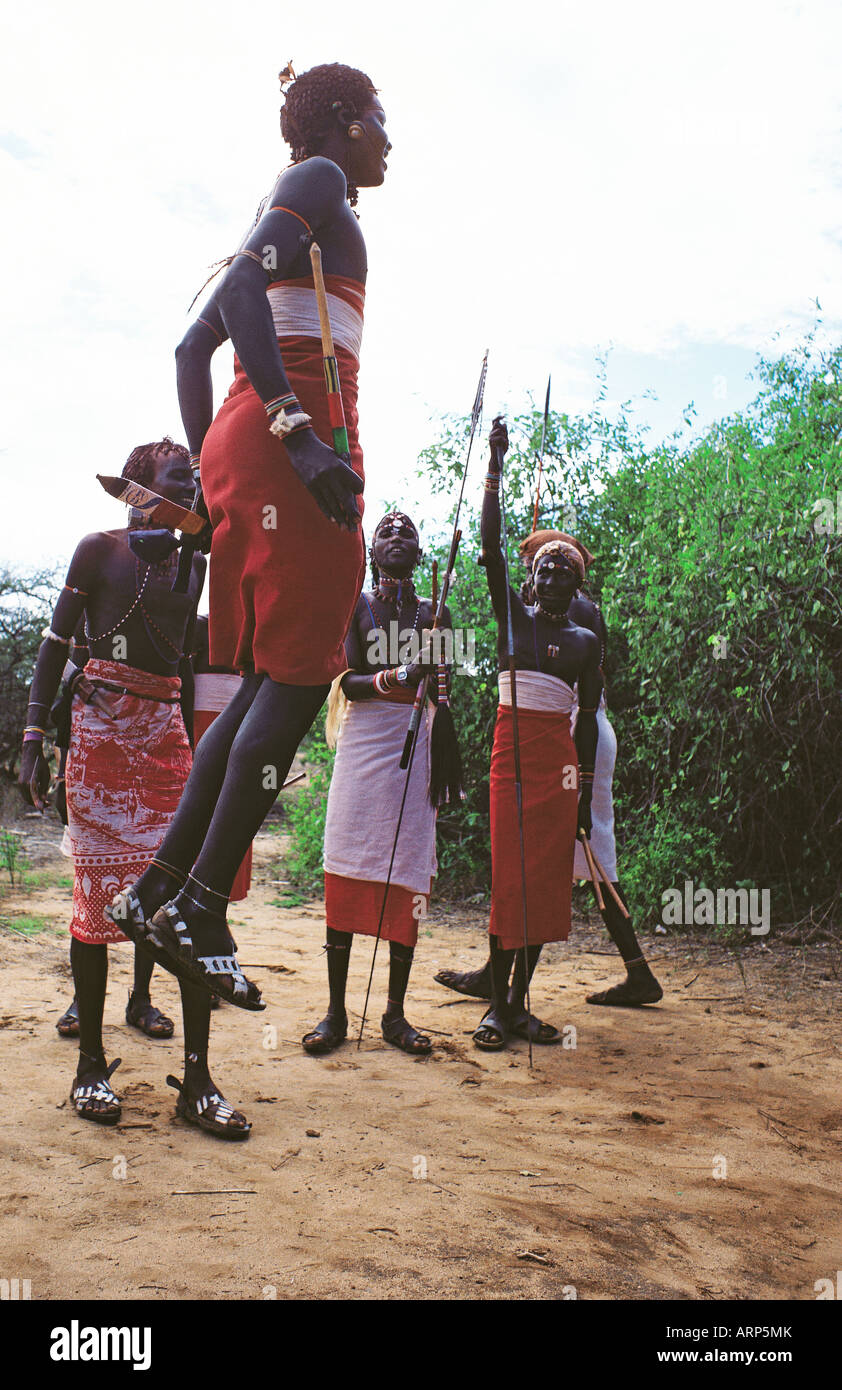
left=480, top=417, right=523, bottom=625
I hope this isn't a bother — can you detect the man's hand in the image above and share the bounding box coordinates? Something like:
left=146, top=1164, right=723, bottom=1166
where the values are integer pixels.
left=577, top=788, right=593, bottom=838
left=18, top=743, right=51, bottom=813
left=405, top=642, right=438, bottom=688
left=283, top=430, right=363, bottom=530
left=488, top=416, right=509, bottom=475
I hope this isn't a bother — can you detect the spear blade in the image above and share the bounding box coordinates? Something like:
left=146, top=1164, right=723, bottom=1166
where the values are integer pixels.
left=530, top=373, right=552, bottom=532
left=96, top=475, right=208, bottom=536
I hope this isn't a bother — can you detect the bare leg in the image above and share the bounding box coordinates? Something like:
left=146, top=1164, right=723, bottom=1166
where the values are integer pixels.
left=473, top=935, right=516, bottom=1049
left=168, top=978, right=249, bottom=1137
left=587, top=883, right=663, bottom=1006
left=130, top=674, right=265, bottom=918
left=302, top=927, right=351, bottom=1054
left=149, top=679, right=329, bottom=1000
left=381, top=942, right=431, bottom=1054
left=70, top=937, right=120, bottom=1121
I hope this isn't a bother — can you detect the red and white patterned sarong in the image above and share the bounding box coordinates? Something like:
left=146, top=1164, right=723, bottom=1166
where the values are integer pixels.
left=64, top=660, right=192, bottom=945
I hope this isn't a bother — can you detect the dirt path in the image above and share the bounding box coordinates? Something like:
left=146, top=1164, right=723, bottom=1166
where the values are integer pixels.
left=1, top=820, right=840, bottom=1301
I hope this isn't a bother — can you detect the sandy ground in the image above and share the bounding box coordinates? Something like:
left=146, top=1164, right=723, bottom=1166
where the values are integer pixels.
left=1, top=814, right=841, bottom=1302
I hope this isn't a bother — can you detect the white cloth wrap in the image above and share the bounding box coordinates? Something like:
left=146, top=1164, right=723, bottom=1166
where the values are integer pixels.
left=324, top=700, right=437, bottom=895
left=266, top=286, right=364, bottom=361
left=498, top=668, right=575, bottom=714
left=497, top=671, right=617, bottom=882
left=572, top=694, right=617, bottom=881
left=193, top=673, right=242, bottom=714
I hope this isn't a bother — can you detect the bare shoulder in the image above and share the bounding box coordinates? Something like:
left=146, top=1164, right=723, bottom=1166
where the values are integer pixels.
left=269, top=158, right=347, bottom=219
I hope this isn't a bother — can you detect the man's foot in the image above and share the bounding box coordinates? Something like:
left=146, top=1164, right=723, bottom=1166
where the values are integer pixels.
left=166, top=1073, right=250, bottom=1141
left=509, top=1008, right=561, bottom=1044
left=125, top=992, right=175, bottom=1039
left=302, top=1010, right=348, bottom=1055
left=70, top=1053, right=122, bottom=1125
left=147, top=895, right=264, bottom=1011
left=586, top=969, right=663, bottom=1008
left=433, top=963, right=492, bottom=999
left=381, top=1011, right=432, bottom=1055
left=56, top=997, right=79, bottom=1038
left=472, top=1006, right=511, bottom=1051
left=105, top=881, right=173, bottom=966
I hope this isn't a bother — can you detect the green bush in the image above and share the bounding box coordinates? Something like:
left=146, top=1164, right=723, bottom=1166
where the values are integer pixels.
left=284, top=711, right=335, bottom=893
left=284, top=336, right=842, bottom=928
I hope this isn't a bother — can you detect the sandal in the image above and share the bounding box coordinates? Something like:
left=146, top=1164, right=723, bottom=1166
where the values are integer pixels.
left=472, top=1008, right=509, bottom=1052
left=382, top=1013, right=432, bottom=1055
left=56, top=997, right=80, bottom=1038
left=302, top=1011, right=348, bottom=1055
left=433, top=967, right=492, bottom=1000
left=105, top=886, right=169, bottom=967
left=147, top=900, right=264, bottom=1011
left=166, top=1074, right=251, bottom=1141
left=509, top=1009, right=561, bottom=1044
left=125, top=992, right=175, bottom=1039
left=70, top=1055, right=122, bottom=1126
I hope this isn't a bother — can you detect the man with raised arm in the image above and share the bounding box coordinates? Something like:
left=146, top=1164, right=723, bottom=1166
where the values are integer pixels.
left=471, top=419, right=602, bottom=1051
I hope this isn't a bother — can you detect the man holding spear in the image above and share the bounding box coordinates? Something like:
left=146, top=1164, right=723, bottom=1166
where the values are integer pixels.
left=472, top=419, right=603, bottom=1051
left=303, top=511, right=451, bottom=1057
left=105, top=64, right=390, bottom=1122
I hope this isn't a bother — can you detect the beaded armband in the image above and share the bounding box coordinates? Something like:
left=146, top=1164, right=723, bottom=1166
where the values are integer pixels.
left=43, top=628, right=71, bottom=646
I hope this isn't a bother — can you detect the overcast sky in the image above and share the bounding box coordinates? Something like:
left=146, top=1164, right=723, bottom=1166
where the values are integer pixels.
left=2, top=0, right=841, bottom=579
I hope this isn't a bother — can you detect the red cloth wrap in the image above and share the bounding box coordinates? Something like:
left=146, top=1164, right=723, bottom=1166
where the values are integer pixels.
left=200, top=275, right=366, bottom=685
left=192, top=708, right=252, bottom=902
left=324, top=872, right=426, bottom=948
left=488, top=704, right=578, bottom=949
left=65, top=660, right=192, bottom=945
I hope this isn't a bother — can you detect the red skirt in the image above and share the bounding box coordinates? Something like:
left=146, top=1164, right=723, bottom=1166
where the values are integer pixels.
left=200, top=276, right=366, bottom=686
left=324, top=873, right=428, bottom=949
left=488, top=704, right=578, bottom=949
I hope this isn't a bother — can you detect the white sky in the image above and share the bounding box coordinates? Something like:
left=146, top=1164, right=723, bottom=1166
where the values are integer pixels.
left=2, top=0, right=841, bottom=576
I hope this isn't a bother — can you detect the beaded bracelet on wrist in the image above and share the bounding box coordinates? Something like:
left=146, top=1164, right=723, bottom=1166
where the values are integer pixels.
left=264, top=393, right=300, bottom=418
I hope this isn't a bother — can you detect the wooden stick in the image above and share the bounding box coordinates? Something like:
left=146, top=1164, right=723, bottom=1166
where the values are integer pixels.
left=587, top=843, right=631, bottom=918
left=578, top=831, right=604, bottom=910
left=309, top=242, right=335, bottom=356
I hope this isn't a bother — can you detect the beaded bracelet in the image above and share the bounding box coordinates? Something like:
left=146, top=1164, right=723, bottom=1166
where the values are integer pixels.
left=373, top=669, right=398, bottom=695
left=264, top=393, right=300, bottom=419
left=23, top=726, right=46, bottom=742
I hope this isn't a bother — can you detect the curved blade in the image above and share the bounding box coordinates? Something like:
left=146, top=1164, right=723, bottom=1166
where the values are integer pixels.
left=96, top=475, right=207, bottom=536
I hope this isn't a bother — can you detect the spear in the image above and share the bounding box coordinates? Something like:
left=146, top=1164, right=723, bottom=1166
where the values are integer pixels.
left=356, top=351, right=489, bottom=1047
left=310, top=241, right=351, bottom=462
left=495, top=423, right=534, bottom=1069
left=530, top=375, right=552, bottom=532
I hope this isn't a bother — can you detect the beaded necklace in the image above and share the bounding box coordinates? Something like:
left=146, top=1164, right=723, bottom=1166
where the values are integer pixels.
left=85, top=558, right=182, bottom=660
